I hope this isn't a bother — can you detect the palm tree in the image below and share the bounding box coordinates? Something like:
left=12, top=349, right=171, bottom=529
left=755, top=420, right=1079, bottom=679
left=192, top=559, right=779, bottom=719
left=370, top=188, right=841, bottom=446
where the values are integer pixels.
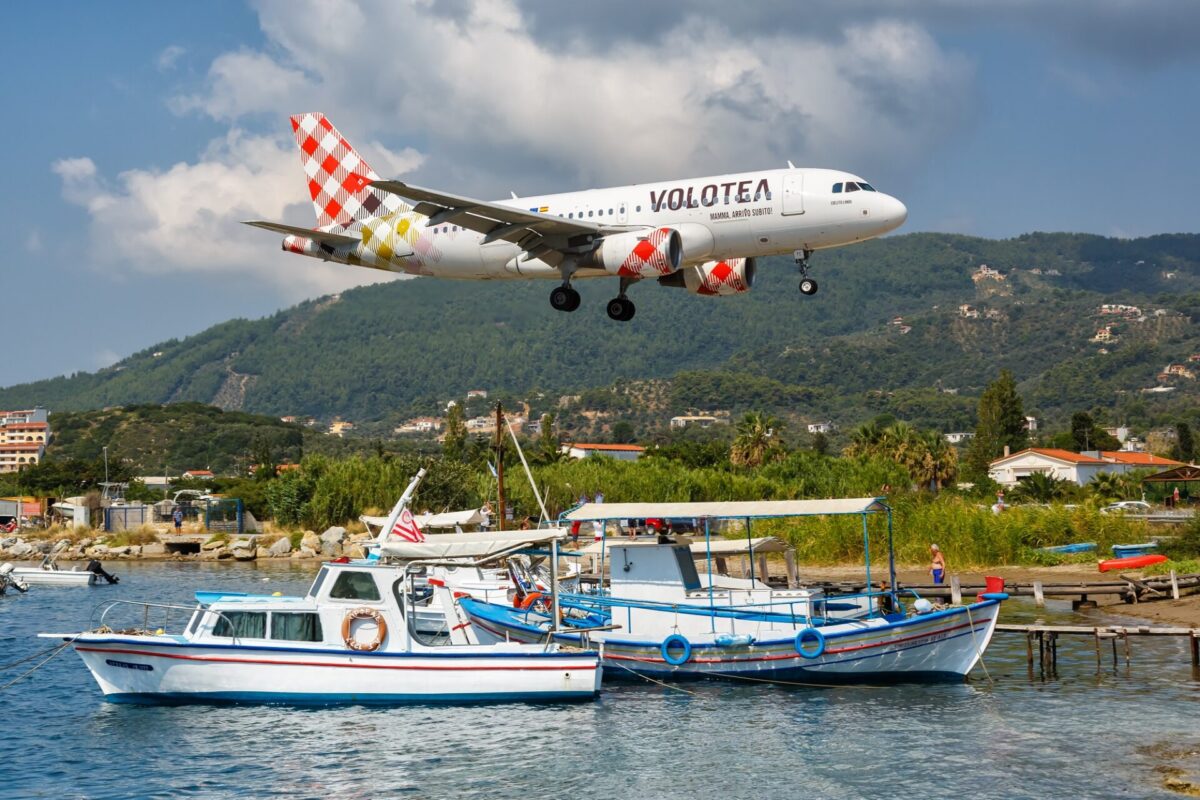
left=1010, top=472, right=1068, bottom=503
left=843, top=422, right=882, bottom=458
left=731, top=412, right=782, bottom=468
left=1089, top=472, right=1126, bottom=502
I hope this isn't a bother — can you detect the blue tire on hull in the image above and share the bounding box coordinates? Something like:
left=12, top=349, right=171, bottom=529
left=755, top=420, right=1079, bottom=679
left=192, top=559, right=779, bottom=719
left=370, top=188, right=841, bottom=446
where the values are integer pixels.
left=661, top=634, right=692, bottom=665
left=795, top=627, right=825, bottom=658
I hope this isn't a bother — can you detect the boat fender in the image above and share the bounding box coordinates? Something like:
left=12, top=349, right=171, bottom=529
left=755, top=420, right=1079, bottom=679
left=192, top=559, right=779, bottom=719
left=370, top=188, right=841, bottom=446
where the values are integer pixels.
left=341, top=607, right=387, bottom=652
left=714, top=633, right=755, bottom=648
left=794, top=627, right=825, bottom=659
left=913, top=598, right=934, bottom=615
left=661, top=633, right=692, bottom=665
left=980, top=592, right=1009, bottom=601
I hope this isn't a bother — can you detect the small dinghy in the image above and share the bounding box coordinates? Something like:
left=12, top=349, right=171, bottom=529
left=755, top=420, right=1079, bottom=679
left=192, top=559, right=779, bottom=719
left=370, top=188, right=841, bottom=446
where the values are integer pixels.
left=10, top=558, right=118, bottom=587
left=1038, top=542, right=1096, bottom=554
left=1098, top=554, right=1168, bottom=572
left=1111, top=542, right=1158, bottom=558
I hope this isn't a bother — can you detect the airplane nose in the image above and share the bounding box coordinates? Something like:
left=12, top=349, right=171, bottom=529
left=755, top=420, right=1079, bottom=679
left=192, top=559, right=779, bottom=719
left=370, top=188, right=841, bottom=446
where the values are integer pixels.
left=883, top=195, right=908, bottom=231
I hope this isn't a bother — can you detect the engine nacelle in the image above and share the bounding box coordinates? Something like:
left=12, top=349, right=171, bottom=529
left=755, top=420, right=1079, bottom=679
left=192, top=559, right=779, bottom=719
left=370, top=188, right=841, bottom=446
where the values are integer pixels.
left=658, top=257, right=756, bottom=296
left=585, top=228, right=683, bottom=277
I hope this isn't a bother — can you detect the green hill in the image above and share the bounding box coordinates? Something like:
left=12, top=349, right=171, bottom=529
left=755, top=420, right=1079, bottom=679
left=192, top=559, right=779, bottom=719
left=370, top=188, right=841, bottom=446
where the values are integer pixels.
left=3, top=232, right=1198, bottom=434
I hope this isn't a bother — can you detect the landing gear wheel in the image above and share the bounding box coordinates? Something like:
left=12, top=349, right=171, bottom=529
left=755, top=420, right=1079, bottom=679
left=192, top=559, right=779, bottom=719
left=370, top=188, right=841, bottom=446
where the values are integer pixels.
left=606, top=297, right=636, bottom=321
left=550, top=286, right=581, bottom=312
left=799, top=278, right=818, bottom=296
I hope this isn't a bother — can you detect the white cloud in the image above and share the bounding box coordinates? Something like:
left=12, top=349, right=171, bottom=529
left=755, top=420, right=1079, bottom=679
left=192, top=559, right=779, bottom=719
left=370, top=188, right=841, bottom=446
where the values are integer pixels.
left=93, top=348, right=121, bottom=369
left=157, top=44, right=186, bottom=72
left=24, top=230, right=43, bottom=254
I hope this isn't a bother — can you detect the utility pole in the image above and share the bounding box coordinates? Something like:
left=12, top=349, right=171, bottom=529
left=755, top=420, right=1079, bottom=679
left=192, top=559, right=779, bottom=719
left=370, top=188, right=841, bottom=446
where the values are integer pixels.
left=495, top=402, right=505, bottom=531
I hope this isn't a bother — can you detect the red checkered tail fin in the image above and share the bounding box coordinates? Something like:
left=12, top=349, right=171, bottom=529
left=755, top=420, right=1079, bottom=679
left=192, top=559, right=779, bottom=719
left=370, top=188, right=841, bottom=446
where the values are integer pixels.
left=289, top=112, right=402, bottom=231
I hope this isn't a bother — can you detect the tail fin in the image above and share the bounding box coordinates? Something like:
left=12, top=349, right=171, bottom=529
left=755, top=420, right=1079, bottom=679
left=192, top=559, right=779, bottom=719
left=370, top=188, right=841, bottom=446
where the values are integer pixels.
left=290, top=112, right=405, bottom=231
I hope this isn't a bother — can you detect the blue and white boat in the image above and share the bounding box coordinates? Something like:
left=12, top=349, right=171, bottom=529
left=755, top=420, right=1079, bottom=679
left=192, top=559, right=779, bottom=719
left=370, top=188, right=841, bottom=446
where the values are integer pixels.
left=41, top=529, right=601, bottom=706
left=1038, top=542, right=1097, bottom=554
left=460, top=499, right=1004, bottom=685
left=1112, top=542, right=1158, bottom=558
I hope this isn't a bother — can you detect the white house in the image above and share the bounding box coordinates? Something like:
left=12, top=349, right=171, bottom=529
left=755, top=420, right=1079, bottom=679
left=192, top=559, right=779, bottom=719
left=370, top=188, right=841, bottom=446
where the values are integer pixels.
left=989, top=448, right=1183, bottom=487
left=807, top=421, right=837, bottom=434
left=671, top=415, right=728, bottom=430
left=562, top=443, right=645, bottom=462
left=944, top=432, right=974, bottom=444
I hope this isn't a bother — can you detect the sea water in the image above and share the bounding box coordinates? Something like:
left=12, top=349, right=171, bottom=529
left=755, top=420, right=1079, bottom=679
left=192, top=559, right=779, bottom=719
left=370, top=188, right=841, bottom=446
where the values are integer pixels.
left=2, top=561, right=1198, bottom=799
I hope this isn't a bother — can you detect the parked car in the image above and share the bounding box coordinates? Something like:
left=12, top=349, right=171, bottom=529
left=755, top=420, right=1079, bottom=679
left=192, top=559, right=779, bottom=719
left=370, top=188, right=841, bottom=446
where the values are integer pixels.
left=1100, top=500, right=1152, bottom=514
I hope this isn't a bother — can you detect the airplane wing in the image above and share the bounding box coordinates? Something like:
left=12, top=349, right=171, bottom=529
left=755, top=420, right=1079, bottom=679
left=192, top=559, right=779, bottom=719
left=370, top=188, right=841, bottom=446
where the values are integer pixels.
left=371, top=179, right=635, bottom=266
left=242, top=220, right=360, bottom=248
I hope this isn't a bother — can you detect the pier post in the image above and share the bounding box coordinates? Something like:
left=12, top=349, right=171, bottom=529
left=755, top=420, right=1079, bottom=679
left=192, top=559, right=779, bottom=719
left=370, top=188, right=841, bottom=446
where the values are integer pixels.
left=1094, top=631, right=1102, bottom=673
left=1072, top=593, right=1097, bottom=611
left=1191, top=633, right=1199, bottom=668
left=784, top=550, right=798, bottom=589
left=758, top=554, right=770, bottom=586
left=1026, top=632, right=1034, bottom=667
left=1171, top=570, right=1180, bottom=601
left=1033, top=581, right=1045, bottom=608
left=950, top=576, right=962, bottom=605
left=1124, top=631, right=1132, bottom=667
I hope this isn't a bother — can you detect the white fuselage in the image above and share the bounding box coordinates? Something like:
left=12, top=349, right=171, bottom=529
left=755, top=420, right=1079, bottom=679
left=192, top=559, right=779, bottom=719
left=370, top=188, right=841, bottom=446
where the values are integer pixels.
left=297, top=167, right=907, bottom=281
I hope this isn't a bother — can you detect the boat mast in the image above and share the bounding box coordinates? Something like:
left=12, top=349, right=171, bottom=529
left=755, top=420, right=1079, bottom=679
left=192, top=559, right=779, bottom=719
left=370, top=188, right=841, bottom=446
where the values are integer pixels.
left=495, top=402, right=505, bottom=532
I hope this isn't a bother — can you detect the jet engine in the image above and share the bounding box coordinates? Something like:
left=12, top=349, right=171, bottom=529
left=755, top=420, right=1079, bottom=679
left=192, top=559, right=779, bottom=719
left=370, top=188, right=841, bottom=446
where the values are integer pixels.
left=658, top=257, right=756, bottom=296
left=584, top=228, right=683, bottom=278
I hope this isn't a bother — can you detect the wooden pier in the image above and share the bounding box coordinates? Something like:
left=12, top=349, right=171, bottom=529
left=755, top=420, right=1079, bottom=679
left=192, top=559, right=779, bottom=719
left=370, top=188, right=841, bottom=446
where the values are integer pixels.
left=995, top=622, right=1200, bottom=675
left=900, top=571, right=1200, bottom=610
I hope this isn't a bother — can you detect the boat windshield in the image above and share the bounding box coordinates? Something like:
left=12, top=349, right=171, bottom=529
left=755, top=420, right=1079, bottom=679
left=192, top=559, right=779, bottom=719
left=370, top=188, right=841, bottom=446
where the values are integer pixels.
left=308, top=566, right=329, bottom=598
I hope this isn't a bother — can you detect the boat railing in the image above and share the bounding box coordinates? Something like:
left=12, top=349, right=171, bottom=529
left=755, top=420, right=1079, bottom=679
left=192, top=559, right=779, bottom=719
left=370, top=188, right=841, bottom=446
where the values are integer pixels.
left=89, top=599, right=244, bottom=642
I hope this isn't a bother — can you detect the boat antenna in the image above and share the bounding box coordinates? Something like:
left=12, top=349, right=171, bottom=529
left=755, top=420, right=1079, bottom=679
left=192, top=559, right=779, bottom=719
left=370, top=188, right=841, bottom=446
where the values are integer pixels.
left=505, top=415, right=550, bottom=524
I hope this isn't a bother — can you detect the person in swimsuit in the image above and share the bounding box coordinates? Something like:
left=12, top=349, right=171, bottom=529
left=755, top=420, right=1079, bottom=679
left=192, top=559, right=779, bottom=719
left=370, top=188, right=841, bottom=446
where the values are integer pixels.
left=930, top=544, right=946, bottom=585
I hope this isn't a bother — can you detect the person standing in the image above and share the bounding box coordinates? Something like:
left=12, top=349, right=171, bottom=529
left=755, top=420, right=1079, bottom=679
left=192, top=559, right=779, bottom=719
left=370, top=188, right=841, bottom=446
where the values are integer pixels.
left=172, top=506, right=184, bottom=534
left=930, top=544, right=946, bottom=585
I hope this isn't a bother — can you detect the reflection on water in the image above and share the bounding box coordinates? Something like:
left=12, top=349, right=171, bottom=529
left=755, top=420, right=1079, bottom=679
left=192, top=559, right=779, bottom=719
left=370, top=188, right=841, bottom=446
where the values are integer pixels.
left=2, top=562, right=1198, bottom=799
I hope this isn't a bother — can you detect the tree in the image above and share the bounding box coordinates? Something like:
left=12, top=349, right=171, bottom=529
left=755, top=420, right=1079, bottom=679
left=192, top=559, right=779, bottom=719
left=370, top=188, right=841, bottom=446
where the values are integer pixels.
left=1009, top=472, right=1069, bottom=503
left=1175, top=422, right=1196, bottom=464
left=811, top=431, right=829, bottom=456
left=443, top=403, right=466, bottom=461
left=1089, top=471, right=1130, bottom=502
left=536, top=413, right=561, bottom=464
left=731, top=412, right=782, bottom=468
left=610, top=421, right=635, bottom=444
left=965, top=370, right=1027, bottom=480
left=1070, top=411, right=1121, bottom=452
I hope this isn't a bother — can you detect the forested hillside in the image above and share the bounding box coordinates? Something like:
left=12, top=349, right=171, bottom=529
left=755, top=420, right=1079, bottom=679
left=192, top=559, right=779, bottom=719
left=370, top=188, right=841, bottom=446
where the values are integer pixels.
left=3, top=232, right=1198, bottom=434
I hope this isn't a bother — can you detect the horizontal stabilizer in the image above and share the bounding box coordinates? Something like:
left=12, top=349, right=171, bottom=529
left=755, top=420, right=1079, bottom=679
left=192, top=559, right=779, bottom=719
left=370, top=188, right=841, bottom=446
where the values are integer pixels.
left=242, top=221, right=360, bottom=248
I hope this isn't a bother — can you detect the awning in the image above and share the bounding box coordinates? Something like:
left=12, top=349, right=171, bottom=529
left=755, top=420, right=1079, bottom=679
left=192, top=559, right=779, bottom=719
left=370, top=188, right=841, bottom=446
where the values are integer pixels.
left=577, top=535, right=791, bottom=557
left=563, top=498, right=887, bottom=522
left=1141, top=465, right=1200, bottom=483
left=378, top=528, right=568, bottom=560
left=361, top=507, right=487, bottom=531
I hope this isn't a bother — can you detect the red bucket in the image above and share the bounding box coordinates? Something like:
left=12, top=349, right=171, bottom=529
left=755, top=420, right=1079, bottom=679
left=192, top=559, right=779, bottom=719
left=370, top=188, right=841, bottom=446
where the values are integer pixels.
left=977, top=575, right=1005, bottom=601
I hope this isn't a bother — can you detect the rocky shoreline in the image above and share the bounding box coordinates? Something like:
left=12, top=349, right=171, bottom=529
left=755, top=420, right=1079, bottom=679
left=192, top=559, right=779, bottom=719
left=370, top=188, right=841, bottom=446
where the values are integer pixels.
left=0, top=526, right=374, bottom=564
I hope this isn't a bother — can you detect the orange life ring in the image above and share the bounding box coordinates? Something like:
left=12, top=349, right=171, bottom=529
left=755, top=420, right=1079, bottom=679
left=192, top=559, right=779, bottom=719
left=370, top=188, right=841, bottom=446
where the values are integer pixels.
left=517, top=591, right=545, bottom=610
left=341, top=607, right=387, bottom=651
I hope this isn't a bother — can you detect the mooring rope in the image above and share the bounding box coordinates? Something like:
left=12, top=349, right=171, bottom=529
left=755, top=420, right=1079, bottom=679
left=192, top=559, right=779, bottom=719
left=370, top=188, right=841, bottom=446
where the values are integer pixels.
left=0, top=642, right=72, bottom=672
left=0, top=640, right=74, bottom=693
left=966, top=606, right=993, bottom=684
left=609, top=660, right=698, bottom=696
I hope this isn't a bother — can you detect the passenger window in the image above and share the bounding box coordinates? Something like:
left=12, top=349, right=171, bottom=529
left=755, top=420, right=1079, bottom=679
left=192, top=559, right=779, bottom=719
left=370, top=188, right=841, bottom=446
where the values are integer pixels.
left=271, top=612, right=324, bottom=642
left=635, top=205, right=641, bottom=212
left=832, top=183, right=842, bottom=193
left=568, top=213, right=574, bottom=219
left=329, top=571, right=382, bottom=601
left=212, top=611, right=266, bottom=639
left=588, top=210, right=594, bottom=217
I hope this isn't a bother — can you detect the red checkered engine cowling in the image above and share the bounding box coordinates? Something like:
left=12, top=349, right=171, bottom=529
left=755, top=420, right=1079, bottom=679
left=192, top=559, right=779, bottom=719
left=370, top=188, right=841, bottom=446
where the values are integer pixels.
left=592, top=228, right=683, bottom=277
left=683, top=257, right=757, bottom=296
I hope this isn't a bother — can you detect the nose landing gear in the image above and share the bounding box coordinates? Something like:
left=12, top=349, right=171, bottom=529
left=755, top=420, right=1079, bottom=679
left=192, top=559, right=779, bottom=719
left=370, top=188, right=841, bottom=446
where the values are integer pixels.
left=795, top=248, right=818, bottom=296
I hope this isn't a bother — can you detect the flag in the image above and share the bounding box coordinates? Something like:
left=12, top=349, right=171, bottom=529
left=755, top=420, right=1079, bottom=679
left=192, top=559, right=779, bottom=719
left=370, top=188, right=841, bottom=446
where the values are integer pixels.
left=390, top=507, right=425, bottom=542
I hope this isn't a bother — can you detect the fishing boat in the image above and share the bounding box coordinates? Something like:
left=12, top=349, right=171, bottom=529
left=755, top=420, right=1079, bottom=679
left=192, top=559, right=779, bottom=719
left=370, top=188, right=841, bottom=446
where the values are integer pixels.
left=9, top=556, right=117, bottom=587
left=459, top=499, right=1004, bottom=685
left=41, top=528, right=600, bottom=705
left=1038, top=542, right=1096, bottom=554
left=1098, top=553, right=1168, bottom=573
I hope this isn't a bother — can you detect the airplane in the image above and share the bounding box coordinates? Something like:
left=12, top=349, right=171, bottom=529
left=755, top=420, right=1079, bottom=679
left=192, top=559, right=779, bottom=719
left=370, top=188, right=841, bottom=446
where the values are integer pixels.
left=246, top=113, right=907, bottom=321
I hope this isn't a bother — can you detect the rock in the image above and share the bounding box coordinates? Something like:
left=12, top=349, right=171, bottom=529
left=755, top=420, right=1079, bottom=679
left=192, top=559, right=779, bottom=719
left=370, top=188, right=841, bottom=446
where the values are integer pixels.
left=255, top=547, right=271, bottom=560
left=230, top=539, right=254, bottom=551
left=301, top=531, right=321, bottom=551
left=320, top=540, right=342, bottom=557
left=201, top=539, right=227, bottom=551
left=233, top=547, right=256, bottom=561
left=141, top=542, right=166, bottom=556
left=77, top=538, right=93, bottom=549
left=86, top=544, right=110, bottom=558
left=349, top=531, right=371, bottom=543
left=268, top=537, right=292, bottom=557
left=298, top=546, right=318, bottom=559
left=346, top=544, right=366, bottom=559
left=200, top=546, right=228, bottom=561
left=64, top=545, right=85, bottom=560
left=321, top=526, right=347, bottom=546
left=0, top=537, right=16, bottom=548
left=9, top=541, right=34, bottom=558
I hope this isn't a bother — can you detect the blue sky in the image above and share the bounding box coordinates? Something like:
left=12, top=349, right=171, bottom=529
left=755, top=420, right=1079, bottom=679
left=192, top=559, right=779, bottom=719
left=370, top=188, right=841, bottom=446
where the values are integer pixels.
left=3, top=1, right=1198, bottom=386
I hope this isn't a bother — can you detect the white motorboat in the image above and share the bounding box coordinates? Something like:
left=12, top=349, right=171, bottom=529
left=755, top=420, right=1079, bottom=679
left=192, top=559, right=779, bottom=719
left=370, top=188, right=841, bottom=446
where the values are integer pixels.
left=10, top=565, right=97, bottom=586
left=41, top=532, right=600, bottom=706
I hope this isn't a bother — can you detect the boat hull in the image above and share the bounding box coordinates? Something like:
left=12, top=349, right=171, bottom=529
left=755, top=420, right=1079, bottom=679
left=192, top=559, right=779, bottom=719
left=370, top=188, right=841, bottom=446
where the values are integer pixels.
left=462, top=598, right=1001, bottom=685
left=60, top=635, right=601, bottom=705
left=11, top=568, right=96, bottom=586
left=1099, top=554, right=1167, bottom=572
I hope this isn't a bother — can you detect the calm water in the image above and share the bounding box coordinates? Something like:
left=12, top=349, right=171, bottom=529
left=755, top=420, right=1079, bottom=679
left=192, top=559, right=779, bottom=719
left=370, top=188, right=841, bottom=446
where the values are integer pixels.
left=2, top=561, right=1200, bottom=799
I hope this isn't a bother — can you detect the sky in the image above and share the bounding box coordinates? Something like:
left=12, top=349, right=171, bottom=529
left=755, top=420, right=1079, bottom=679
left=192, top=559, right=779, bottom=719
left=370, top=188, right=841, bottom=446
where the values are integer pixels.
left=3, top=0, right=1199, bottom=386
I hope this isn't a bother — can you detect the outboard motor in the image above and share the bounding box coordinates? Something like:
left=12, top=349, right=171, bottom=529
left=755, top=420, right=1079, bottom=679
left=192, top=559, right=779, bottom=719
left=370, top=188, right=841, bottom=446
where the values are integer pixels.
left=0, top=562, right=29, bottom=594
left=86, top=559, right=119, bottom=585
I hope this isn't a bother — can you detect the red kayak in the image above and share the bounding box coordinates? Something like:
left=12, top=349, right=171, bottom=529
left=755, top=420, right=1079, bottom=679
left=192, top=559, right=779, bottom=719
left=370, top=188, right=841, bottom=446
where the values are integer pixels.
left=1098, top=554, right=1167, bottom=572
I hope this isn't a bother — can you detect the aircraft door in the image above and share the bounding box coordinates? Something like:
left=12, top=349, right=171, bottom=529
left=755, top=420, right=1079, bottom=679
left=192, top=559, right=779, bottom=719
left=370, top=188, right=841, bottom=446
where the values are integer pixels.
left=782, top=173, right=805, bottom=216
left=618, top=202, right=628, bottom=224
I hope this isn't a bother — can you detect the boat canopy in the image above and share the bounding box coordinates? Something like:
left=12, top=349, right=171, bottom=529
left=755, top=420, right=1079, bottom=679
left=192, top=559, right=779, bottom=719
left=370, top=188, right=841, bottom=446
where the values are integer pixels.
left=563, top=498, right=888, bottom=522
left=362, top=507, right=487, bottom=531
left=577, top=535, right=791, bottom=557
left=379, top=528, right=569, bottom=560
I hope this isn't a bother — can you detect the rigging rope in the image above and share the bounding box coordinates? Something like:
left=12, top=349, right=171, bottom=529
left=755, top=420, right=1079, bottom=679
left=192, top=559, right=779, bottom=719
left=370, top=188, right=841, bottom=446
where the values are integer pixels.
left=0, top=640, right=74, bottom=693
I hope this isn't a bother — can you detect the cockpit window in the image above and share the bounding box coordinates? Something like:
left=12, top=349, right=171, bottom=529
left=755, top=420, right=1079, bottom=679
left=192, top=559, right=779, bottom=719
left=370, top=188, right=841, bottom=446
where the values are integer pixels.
left=859, top=183, right=877, bottom=192
left=845, top=182, right=860, bottom=193
left=832, top=183, right=843, bottom=193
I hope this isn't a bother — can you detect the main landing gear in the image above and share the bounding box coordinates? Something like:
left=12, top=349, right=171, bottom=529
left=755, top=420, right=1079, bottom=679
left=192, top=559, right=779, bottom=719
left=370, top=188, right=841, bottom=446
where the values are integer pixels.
left=549, top=284, right=581, bottom=312
left=795, top=248, right=818, bottom=296
left=606, top=277, right=636, bottom=322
